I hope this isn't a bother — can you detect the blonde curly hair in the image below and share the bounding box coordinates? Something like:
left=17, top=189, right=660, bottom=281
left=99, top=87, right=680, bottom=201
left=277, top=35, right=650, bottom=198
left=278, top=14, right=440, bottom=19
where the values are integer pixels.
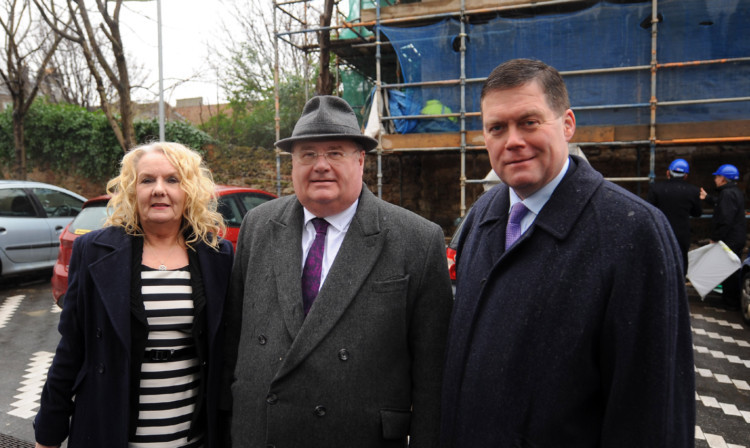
left=104, top=142, right=226, bottom=249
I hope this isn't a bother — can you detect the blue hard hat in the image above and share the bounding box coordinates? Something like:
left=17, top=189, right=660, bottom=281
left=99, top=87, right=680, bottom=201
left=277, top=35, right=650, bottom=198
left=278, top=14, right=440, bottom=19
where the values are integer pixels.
left=712, top=164, right=740, bottom=181
left=668, top=158, right=689, bottom=175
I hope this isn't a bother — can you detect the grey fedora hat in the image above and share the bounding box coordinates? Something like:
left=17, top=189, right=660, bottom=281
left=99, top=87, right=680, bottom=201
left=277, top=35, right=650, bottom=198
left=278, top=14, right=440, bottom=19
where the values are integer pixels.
left=275, top=95, right=378, bottom=152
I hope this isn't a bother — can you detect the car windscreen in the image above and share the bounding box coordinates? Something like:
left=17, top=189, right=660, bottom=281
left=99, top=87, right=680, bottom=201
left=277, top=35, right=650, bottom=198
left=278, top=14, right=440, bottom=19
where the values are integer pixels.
left=69, top=204, right=109, bottom=235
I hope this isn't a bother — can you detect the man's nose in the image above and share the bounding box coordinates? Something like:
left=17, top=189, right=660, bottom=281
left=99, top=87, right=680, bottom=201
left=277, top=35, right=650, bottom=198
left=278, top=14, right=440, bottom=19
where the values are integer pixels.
left=505, top=124, right=524, bottom=149
left=312, top=153, right=332, bottom=169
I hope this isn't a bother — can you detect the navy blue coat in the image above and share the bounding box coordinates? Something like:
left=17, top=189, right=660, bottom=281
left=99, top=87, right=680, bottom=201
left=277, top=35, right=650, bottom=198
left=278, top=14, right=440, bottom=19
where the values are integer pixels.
left=441, top=156, right=695, bottom=447
left=34, top=226, right=233, bottom=447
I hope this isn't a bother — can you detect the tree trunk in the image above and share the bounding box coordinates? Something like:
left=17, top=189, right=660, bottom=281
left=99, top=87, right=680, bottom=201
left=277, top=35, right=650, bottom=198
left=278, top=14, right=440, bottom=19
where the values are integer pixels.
left=315, top=0, right=335, bottom=95
left=12, top=106, right=26, bottom=180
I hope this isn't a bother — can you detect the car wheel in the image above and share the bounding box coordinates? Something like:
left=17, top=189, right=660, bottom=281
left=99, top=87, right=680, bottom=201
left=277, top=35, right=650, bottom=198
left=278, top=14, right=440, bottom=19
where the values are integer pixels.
left=742, top=270, right=750, bottom=325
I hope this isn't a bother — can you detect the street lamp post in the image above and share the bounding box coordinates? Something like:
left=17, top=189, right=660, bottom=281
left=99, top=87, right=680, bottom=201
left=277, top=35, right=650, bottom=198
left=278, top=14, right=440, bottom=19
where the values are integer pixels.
left=156, top=0, right=164, bottom=141
left=124, top=0, right=164, bottom=141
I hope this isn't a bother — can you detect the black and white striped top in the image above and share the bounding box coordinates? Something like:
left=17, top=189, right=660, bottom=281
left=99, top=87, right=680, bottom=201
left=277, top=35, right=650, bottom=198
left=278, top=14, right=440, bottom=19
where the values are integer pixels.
left=130, top=267, right=203, bottom=448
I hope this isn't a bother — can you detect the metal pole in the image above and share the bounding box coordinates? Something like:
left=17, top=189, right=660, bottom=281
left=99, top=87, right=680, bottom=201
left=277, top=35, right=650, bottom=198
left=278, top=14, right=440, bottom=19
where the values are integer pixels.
left=157, top=0, right=164, bottom=141
left=648, top=0, right=658, bottom=184
left=274, top=1, right=282, bottom=197
left=459, top=0, right=467, bottom=218
left=376, top=0, right=383, bottom=199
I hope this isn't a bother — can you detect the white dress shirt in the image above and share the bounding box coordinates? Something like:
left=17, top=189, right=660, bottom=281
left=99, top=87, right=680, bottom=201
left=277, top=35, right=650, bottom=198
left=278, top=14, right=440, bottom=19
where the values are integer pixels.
left=301, top=200, right=359, bottom=291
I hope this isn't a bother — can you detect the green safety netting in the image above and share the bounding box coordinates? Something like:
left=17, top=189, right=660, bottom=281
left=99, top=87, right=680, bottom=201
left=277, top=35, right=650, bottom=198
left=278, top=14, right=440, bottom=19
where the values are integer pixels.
left=341, top=69, right=374, bottom=126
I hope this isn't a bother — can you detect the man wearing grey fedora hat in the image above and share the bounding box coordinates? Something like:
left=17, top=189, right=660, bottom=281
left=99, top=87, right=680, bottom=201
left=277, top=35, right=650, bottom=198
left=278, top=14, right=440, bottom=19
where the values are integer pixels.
left=223, top=95, right=453, bottom=448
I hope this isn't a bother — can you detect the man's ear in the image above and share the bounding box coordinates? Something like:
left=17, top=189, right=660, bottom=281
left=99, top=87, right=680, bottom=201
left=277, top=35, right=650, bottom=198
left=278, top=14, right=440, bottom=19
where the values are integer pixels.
left=563, top=109, right=576, bottom=142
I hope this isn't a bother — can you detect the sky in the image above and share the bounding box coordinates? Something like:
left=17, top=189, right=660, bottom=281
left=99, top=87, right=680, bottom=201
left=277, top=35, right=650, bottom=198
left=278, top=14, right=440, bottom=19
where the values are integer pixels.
left=118, top=0, right=238, bottom=106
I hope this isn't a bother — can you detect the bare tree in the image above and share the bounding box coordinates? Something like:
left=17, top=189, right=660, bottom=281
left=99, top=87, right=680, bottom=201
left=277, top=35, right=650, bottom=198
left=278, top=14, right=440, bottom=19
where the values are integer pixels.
left=46, top=37, right=101, bottom=107
left=209, top=0, right=312, bottom=103
left=47, top=35, right=147, bottom=109
left=36, top=0, right=136, bottom=152
left=0, top=0, right=65, bottom=179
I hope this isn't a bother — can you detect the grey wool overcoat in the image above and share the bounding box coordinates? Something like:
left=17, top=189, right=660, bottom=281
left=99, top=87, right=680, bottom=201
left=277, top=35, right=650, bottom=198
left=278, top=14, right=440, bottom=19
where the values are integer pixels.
left=223, top=184, right=453, bottom=448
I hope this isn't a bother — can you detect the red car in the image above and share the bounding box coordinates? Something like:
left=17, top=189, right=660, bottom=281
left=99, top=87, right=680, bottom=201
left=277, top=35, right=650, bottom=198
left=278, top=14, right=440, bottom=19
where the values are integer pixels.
left=51, top=185, right=277, bottom=307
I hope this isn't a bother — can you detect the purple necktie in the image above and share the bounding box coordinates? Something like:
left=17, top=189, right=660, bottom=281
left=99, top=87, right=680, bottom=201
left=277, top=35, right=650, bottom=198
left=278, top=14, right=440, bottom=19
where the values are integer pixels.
left=302, top=218, right=330, bottom=315
left=505, top=202, right=529, bottom=250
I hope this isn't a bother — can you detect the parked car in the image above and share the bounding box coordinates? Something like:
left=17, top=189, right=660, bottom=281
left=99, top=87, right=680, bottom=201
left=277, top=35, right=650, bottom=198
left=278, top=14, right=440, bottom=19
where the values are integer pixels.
left=51, top=185, right=277, bottom=307
left=0, top=181, right=86, bottom=279
left=446, top=216, right=464, bottom=283
left=741, top=256, right=750, bottom=325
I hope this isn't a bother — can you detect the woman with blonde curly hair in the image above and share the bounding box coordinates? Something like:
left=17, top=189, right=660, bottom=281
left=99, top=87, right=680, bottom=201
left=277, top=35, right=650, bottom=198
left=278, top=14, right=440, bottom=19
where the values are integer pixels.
left=34, top=142, right=234, bottom=448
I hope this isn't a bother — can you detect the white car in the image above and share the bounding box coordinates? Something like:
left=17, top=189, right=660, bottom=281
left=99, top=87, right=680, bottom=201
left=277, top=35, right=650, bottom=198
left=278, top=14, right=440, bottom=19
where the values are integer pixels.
left=0, top=181, right=86, bottom=277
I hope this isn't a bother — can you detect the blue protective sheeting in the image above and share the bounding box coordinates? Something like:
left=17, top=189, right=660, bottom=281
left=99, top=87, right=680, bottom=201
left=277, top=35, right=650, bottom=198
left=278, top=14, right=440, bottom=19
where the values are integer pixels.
left=379, top=0, right=750, bottom=132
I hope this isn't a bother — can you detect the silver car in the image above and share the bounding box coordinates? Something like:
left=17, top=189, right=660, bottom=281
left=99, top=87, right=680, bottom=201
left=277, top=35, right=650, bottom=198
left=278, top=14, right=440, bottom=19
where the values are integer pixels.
left=0, top=181, right=86, bottom=277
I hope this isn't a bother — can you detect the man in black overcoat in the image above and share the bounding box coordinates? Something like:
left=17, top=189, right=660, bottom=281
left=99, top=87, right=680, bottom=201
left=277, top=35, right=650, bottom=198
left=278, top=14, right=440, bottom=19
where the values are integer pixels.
left=647, top=158, right=702, bottom=274
left=701, top=164, right=747, bottom=308
left=440, top=59, right=695, bottom=447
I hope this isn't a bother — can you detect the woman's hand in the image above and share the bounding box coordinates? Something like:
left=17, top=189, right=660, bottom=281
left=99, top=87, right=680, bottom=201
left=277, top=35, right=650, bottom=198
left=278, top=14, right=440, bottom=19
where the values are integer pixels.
left=35, top=443, right=60, bottom=448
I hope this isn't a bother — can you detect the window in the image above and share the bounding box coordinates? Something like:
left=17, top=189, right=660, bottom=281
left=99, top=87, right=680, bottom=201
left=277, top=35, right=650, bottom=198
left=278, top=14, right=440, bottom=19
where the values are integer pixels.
left=237, top=192, right=274, bottom=212
left=0, top=189, right=36, bottom=217
left=31, top=188, right=84, bottom=217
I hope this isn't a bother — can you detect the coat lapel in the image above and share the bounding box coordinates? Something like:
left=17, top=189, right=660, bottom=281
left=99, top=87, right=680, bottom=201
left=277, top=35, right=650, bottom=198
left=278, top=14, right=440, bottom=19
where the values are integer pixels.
left=270, top=200, right=307, bottom=340
left=88, top=229, right=133, bottom=352
left=274, top=186, right=385, bottom=382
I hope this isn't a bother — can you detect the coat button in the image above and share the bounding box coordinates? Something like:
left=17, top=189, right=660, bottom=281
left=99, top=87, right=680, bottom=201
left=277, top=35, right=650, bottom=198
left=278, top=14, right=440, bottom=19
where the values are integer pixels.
left=97, top=363, right=105, bottom=374
left=96, top=328, right=102, bottom=338
left=258, top=334, right=267, bottom=345
left=338, top=349, right=349, bottom=361
left=266, top=393, right=278, bottom=405
left=314, top=405, right=326, bottom=417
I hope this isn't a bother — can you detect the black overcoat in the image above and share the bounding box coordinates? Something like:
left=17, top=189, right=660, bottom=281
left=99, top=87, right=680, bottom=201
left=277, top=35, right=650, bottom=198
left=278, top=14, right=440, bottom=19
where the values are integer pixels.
left=647, top=177, right=702, bottom=263
left=441, top=156, right=695, bottom=447
left=34, top=226, right=233, bottom=447
left=705, top=182, right=746, bottom=255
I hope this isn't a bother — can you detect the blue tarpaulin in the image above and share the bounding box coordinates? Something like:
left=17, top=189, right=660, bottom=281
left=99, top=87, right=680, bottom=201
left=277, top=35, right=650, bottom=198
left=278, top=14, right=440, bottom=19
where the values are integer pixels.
left=378, top=0, right=750, bottom=132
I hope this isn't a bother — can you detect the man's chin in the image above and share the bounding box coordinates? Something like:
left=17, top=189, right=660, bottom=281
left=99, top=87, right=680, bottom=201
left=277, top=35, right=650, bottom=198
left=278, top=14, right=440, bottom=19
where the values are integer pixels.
left=503, top=177, right=540, bottom=198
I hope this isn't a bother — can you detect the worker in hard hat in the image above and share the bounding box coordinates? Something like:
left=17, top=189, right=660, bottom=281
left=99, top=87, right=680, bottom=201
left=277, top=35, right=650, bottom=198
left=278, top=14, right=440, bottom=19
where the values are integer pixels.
left=700, top=164, right=746, bottom=309
left=647, top=158, right=702, bottom=274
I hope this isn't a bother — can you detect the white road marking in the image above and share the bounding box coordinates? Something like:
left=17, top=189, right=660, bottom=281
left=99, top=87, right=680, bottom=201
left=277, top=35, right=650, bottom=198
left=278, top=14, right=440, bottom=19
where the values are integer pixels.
left=696, top=393, right=750, bottom=423
left=693, top=327, right=750, bottom=348
left=695, top=366, right=750, bottom=391
left=8, top=351, right=54, bottom=419
left=0, top=295, right=24, bottom=329
left=694, top=345, right=750, bottom=369
left=695, top=425, right=747, bottom=447
left=692, top=313, right=745, bottom=330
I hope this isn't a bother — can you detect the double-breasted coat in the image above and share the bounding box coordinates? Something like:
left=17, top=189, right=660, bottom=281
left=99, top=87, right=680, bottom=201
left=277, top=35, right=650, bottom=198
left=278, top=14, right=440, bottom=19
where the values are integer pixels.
left=34, top=226, right=233, bottom=447
left=441, top=156, right=695, bottom=447
left=223, top=185, right=453, bottom=448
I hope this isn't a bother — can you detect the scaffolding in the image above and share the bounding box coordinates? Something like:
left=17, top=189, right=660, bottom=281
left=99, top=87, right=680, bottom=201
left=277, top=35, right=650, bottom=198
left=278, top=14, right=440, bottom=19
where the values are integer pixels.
left=273, top=0, right=750, bottom=216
